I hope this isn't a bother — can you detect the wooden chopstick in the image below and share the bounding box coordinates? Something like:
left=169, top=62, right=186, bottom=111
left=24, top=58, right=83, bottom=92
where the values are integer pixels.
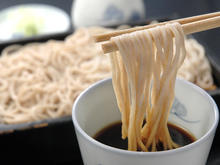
left=182, top=15, right=220, bottom=34
left=99, top=13, right=220, bottom=54
left=94, top=12, right=220, bottom=42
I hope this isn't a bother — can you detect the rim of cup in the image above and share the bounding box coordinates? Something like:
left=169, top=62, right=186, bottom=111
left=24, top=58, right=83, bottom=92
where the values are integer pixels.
left=72, top=78, right=219, bottom=156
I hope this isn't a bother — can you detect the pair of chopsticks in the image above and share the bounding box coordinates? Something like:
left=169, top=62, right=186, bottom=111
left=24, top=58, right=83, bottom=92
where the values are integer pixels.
left=94, top=12, right=220, bottom=54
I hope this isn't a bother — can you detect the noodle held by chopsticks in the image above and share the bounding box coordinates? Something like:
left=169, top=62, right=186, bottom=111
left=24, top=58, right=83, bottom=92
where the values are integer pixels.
left=109, top=22, right=186, bottom=151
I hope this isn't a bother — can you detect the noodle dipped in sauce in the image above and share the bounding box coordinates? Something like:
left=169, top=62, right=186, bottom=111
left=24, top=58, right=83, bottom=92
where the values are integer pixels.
left=94, top=121, right=196, bottom=151
left=109, top=22, right=186, bottom=151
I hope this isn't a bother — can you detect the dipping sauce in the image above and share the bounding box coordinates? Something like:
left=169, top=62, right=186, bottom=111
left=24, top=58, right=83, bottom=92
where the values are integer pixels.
left=94, top=121, right=196, bottom=151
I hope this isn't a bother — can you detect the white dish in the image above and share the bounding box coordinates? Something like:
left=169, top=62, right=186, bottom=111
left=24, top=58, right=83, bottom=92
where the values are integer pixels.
left=0, top=4, right=71, bottom=41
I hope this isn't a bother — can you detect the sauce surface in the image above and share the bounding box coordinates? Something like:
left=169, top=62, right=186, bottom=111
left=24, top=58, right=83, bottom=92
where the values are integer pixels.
left=94, top=121, right=196, bottom=151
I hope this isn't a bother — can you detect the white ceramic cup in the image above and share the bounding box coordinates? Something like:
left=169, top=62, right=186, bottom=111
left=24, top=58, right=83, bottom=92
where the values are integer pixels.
left=72, top=78, right=219, bottom=165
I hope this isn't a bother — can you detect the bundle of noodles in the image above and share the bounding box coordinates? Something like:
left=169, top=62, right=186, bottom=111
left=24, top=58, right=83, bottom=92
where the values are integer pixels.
left=178, top=38, right=215, bottom=90
left=109, top=22, right=186, bottom=151
left=0, top=27, right=112, bottom=124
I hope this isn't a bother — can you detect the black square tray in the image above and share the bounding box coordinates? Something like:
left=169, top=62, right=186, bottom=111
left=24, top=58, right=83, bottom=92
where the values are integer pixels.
left=0, top=23, right=219, bottom=165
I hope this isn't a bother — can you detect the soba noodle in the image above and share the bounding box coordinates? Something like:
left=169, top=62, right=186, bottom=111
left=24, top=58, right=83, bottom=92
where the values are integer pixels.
left=0, top=26, right=214, bottom=125
left=178, top=38, right=215, bottom=90
left=109, top=22, right=186, bottom=151
left=0, top=27, right=111, bottom=124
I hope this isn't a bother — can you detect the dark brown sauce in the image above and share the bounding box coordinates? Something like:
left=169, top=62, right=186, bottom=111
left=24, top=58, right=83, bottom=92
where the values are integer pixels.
left=94, top=121, right=196, bottom=151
